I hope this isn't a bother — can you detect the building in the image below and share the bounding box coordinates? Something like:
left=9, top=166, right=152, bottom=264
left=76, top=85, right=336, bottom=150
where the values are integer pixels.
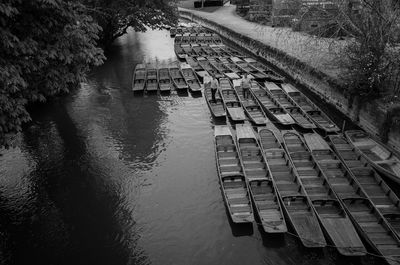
left=294, top=0, right=339, bottom=32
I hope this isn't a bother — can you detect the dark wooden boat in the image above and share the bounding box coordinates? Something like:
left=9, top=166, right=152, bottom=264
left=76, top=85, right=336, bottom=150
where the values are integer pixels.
left=169, top=65, right=188, bottom=90
left=209, top=44, right=231, bottom=57
left=329, top=134, right=400, bottom=237
left=185, top=57, right=203, bottom=73
left=145, top=67, right=158, bottom=92
left=181, top=33, right=190, bottom=45
left=174, top=34, right=183, bottom=45
left=208, top=58, right=233, bottom=75
left=132, top=63, right=146, bottom=92
left=236, top=124, right=287, bottom=233
left=214, top=125, right=254, bottom=223
left=219, top=57, right=247, bottom=76
left=196, top=33, right=206, bottom=43
left=283, top=131, right=366, bottom=256
left=204, top=86, right=226, bottom=119
left=232, top=80, right=268, bottom=125
left=212, top=33, right=222, bottom=44
left=189, top=33, right=197, bottom=44
left=197, top=57, right=224, bottom=79
left=201, top=45, right=218, bottom=57
left=174, top=44, right=186, bottom=60
left=170, top=27, right=177, bottom=37
left=180, top=63, right=202, bottom=92
left=265, top=82, right=316, bottom=130
left=244, top=58, right=285, bottom=82
left=204, top=33, right=214, bottom=44
left=281, top=83, right=339, bottom=133
left=192, top=44, right=206, bottom=57
left=231, top=57, right=267, bottom=79
left=157, top=67, right=172, bottom=92
left=249, top=81, right=294, bottom=125
left=345, top=130, right=400, bottom=184
left=219, top=78, right=246, bottom=122
left=223, top=46, right=243, bottom=58
left=258, top=128, right=326, bottom=247
left=181, top=44, right=196, bottom=57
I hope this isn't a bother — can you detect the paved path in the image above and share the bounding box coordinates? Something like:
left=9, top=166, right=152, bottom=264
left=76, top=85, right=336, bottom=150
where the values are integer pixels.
left=179, top=5, right=346, bottom=79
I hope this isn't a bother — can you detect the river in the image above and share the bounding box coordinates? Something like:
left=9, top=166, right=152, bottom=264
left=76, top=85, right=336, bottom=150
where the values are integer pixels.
left=0, top=29, right=384, bottom=265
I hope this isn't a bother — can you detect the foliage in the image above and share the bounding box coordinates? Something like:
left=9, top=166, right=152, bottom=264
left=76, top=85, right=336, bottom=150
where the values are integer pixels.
left=333, top=0, right=400, bottom=116
left=0, top=0, right=104, bottom=148
left=82, top=0, right=178, bottom=47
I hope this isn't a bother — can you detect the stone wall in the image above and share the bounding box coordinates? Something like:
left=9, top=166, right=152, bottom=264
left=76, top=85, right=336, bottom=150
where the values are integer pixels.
left=179, top=10, right=400, bottom=153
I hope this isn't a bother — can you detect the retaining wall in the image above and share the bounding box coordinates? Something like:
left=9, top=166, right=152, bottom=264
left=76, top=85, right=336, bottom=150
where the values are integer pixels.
left=180, top=10, right=400, bottom=153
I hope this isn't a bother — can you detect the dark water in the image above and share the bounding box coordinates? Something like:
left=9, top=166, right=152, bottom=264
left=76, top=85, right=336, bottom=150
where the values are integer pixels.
left=0, top=29, right=384, bottom=265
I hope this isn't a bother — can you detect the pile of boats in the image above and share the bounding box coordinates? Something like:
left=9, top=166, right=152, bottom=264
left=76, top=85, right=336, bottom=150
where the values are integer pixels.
left=215, top=122, right=400, bottom=263
left=132, top=63, right=202, bottom=93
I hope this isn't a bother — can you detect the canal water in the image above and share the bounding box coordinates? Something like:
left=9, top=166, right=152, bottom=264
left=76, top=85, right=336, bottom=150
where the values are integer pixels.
left=0, top=29, right=383, bottom=265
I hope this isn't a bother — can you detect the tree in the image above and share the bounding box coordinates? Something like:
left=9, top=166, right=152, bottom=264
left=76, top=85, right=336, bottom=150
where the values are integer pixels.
left=82, top=0, right=178, bottom=47
left=333, top=0, right=400, bottom=119
left=0, top=0, right=104, bottom=148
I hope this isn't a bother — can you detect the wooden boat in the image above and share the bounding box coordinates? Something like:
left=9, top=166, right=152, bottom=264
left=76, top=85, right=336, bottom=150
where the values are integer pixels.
left=204, top=86, right=226, bottom=119
left=145, top=67, right=158, bottom=92
left=232, top=80, right=268, bottom=125
left=219, top=78, right=246, bottom=122
left=223, top=46, right=243, bottom=58
left=185, top=56, right=203, bottom=72
left=181, top=44, right=196, bottom=57
left=181, top=33, right=190, bottom=45
left=249, top=81, right=295, bottom=125
left=258, top=128, right=326, bottom=247
left=180, top=63, right=202, bottom=92
left=244, top=58, right=285, bottom=82
left=204, top=33, right=213, bottom=44
left=197, top=57, right=224, bottom=79
left=345, top=130, right=400, bottom=184
left=174, top=34, right=183, bottom=45
left=281, top=84, right=339, bottom=133
left=212, top=33, right=222, bottom=44
left=201, top=46, right=218, bottom=57
left=231, top=57, right=267, bottom=79
left=169, top=65, right=188, bottom=90
left=189, top=33, right=197, bottom=44
left=196, top=33, right=206, bottom=43
left=170, top=27, right=177, bottom=37
left=157, top=67, right=172, bottom=92
left=265, top=82, right=316, bottom=130
left=174, top=44, right=186, bottom=60
left=132, top=63, right=146, bottom=92
left=236, top=124, right=287, bottom=233
left=283, top=131, right=366, bottom=256
left=209, top=44, right=231, bottom=57
left=219, top=57, right=247, bottom=76
left=208, top=58, right=233, bottom=75
left=329, top=134, right=400, bottom=237
left=214, top=126, right=254, bottom=223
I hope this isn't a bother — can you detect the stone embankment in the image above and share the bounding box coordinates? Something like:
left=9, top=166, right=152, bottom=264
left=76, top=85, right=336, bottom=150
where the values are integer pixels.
left=179, top=6, right=400, bottom=153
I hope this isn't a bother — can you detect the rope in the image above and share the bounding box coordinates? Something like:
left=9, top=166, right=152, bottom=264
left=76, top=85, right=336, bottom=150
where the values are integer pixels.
left=252, top=220, right=400, bottom=264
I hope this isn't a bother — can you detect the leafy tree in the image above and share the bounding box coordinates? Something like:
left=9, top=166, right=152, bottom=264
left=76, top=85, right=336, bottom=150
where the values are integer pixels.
left=0, top=0, right=104, bottom=148
left=82, top=0, right=178, bottom=47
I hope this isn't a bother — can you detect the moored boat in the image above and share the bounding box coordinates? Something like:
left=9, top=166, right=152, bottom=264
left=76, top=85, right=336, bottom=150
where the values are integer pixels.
left=219, top=78, right=246, bottom=122
left=209, top=44, right=231, bottom=57
left=132, top=63, right=146, bottom=92
left=265, top=82, right=316, bottom=130
left=281, top=83, right=339, bottom=133
left=169, top=65, right=188, bottom=90
left=174, top=44, right=186, bottom=60
left=329, top=134, right=400, bottom=237
left=214, top=126, right=254, bottom=223
left=204, top=86, right=226, bottom=119
left=244, top=58, right=284, bottom=82
left=249, top=81, right=294, bottom=125
left=180, top=63, right=202, bottom=92
left=158, top=67, right=172, bottom=92
left=236, top=124, right=287, bottom=233
left=283, top=131, right=366, bottom=256
left=197, top=57, right=224, bottom=79
left=258, top=128, right=326, bottom=247
left=145, top=66, right=158, bottom=92
left=345, top=130, right=400, bottom=184
left=185, top=56, right=203, bottom=72
left=231, top=57, right=267, bottom=79
left=232, top=80, right=268, bottom=125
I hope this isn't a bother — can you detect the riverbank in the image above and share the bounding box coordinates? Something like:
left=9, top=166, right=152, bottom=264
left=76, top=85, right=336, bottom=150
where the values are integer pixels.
left=179, top=5, right=400, bottom=153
